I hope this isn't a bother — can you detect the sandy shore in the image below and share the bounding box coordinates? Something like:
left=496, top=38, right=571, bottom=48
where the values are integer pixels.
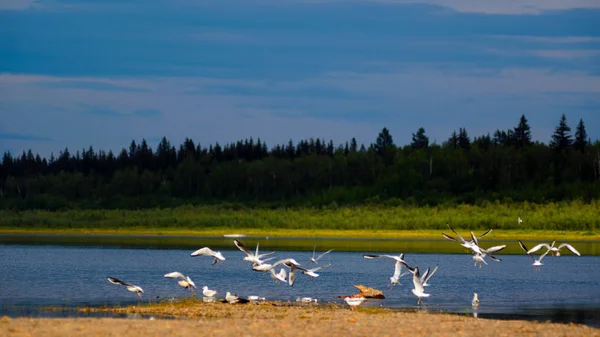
left=2, top=300, right=599, bottom=337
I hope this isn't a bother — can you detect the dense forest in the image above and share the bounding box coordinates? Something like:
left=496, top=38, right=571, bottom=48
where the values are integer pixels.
left=1, top=114, right=599, bottom=210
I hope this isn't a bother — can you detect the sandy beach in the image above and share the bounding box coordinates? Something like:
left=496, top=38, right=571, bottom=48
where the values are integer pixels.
left=2, top=300, right=598, bottom=337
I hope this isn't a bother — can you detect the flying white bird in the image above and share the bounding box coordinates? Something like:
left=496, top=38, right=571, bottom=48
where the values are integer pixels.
left=525, top=240, right=581, bottom=257
left=300, top=263, right=331, bottom=279
left=269, top=268, right=287, bottom=283
left=518, top=217, right=523, bottom=224
left=190, top=247, right=226, bottom=265
left=310, top=246, right=334, bottom=264
left=420, top=264, right=439, bottom=287
left=107, top=277, right=144, bottom=297
left=234, top=239, right=276, bottom=264
left=164, top=272, right=196, bottom=292
left=363, top=253, right=409, bottom=286
left=442, top=224, right=493, bottom=252
left=519, top=240, right=551, bottom=271
left=398, top=261, right=430, bottom=304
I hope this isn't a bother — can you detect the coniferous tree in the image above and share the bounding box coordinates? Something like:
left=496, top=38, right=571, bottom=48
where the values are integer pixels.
left=458, top=128, right=470, bottom=150
left=350, top=138, right=358, bottom=153
left=411, top=127, right=429, bottom=150
left=550, top=114, right=572, bottom=152
left=574, top=118, right=588, bottom=153
left=374, top=127, right=394, bottom=156
left=513, top=114, right=532, bottom=149
left=446, top=131, right=459, bottom=149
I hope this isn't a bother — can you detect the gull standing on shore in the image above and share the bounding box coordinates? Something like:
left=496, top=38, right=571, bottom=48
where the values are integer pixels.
left=472, top=293, right=480, bottom=307
left=202, top=286, right=218, bottom=297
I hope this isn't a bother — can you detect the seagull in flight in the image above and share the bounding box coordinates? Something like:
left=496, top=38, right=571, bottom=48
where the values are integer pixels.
left=107, top=277, right=144, bottom=297
left=525, top=240, right=581, bottom=257
left=442, top=224, right=492, bottom=251
left=468, top=232, right=506, bottom=267
left=300, top=263, right=331, bottom=279
left=420, top=264, right=439, bottom=287
left=363, top=253, right=409, bottom=286
left=234, top=239, right=276, bottom=264
left=518, top=240, right=550, bottom=271
left=164, top=272, right=197, bottom=292
left=269, top=268, right=287, bottom=283
left=398, top=261, right=430, bottom=304
left=190, top=247, right=226, bottom=265
left=310, top=246, right=334, bottom=264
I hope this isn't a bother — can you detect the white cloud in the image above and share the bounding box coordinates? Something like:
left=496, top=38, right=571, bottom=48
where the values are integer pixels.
left=372, top=0, right=600, bottom=14
left=489, top=35, right=600, bottom=44
left=0, top=0, right=37, bottom=10
left=532, top=49, right=600, bottom=59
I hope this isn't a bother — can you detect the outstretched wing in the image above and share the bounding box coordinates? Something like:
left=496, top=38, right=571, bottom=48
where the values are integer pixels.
left=424, top=264, right=439, bottom=283
left=233, top=239, right=253, bottom=257
left=477, top=229, right=493, bottom=240
left=315, top=248, right=335, bottom=261
left=442, top=233, right=458, bottom=242
left=559, top=243, right=581, bottom=256
left=526, top=243, right=551, bottom=255
left=190, top=247, right=215, bottom=257
left=107, top=277, right=131, bottom=287
left=518, top=240, right=535, bottom=261
left=446, top=224, right=466, bottom=243
left=164, top=271, right=186, bottom=279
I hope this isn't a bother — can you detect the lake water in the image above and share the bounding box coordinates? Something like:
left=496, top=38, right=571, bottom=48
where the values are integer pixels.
left=1, top=243, right=599, bottom=327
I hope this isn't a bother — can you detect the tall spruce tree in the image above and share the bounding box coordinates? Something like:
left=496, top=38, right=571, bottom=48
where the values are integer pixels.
left=458, top=128, right=471, bottom=150
left=550, top=113, right=572, bottom=152
left=513, top=114, right=532, bottom=149
left=374, top=127, right=394, bottom=156
left=411, top=127, right=429, bottom=150
left=574, top=118, right=588, bottom=153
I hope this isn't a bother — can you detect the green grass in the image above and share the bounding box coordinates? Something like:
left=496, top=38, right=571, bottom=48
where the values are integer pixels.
left=1, top=200, right=598, bottom=234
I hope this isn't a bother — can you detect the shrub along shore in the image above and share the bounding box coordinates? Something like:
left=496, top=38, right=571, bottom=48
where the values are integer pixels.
left=1, top=201, right=598, bottom=237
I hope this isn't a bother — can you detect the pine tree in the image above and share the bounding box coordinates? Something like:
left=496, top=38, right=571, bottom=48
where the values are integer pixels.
left=446, top=131, right=459, bottom=149
left=513, top=114, right=532, bottom=149
left=374, top=127, right=394, bottom=156
left=550, top=114, right=572, bottom=152
left=574, top=118, right=588, bottom=153
left=350, top=138, right=358, bottom=153
left=411, top=127, right=429, bottom=150
left=458, top=128, right=470, bottom=150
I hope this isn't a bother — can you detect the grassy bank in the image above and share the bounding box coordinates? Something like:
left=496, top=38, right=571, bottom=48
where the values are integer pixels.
left=1, top=201, right=598, bottom=233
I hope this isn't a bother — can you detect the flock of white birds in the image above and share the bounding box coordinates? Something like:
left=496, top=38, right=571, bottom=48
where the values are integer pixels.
left=107, top=221, right=582, bottom=310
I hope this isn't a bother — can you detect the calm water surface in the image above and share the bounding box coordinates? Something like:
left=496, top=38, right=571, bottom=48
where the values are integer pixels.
left=1, top=244, right=599, bottom=327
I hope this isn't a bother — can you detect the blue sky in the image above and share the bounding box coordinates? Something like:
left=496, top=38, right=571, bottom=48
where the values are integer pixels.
left=1, top=0, right=599, bottom=157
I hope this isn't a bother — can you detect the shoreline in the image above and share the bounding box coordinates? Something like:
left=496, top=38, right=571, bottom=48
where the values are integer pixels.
left=2, top=300, right=598, bottom=337
left=1, top=228, right=599, bottom=241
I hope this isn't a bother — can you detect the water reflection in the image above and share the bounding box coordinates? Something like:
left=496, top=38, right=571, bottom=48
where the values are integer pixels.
left=1, top=234, right=599, bottom=256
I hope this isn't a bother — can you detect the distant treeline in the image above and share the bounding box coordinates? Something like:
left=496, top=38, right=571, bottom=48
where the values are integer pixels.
left=1, top=114, right=599, bottom=210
